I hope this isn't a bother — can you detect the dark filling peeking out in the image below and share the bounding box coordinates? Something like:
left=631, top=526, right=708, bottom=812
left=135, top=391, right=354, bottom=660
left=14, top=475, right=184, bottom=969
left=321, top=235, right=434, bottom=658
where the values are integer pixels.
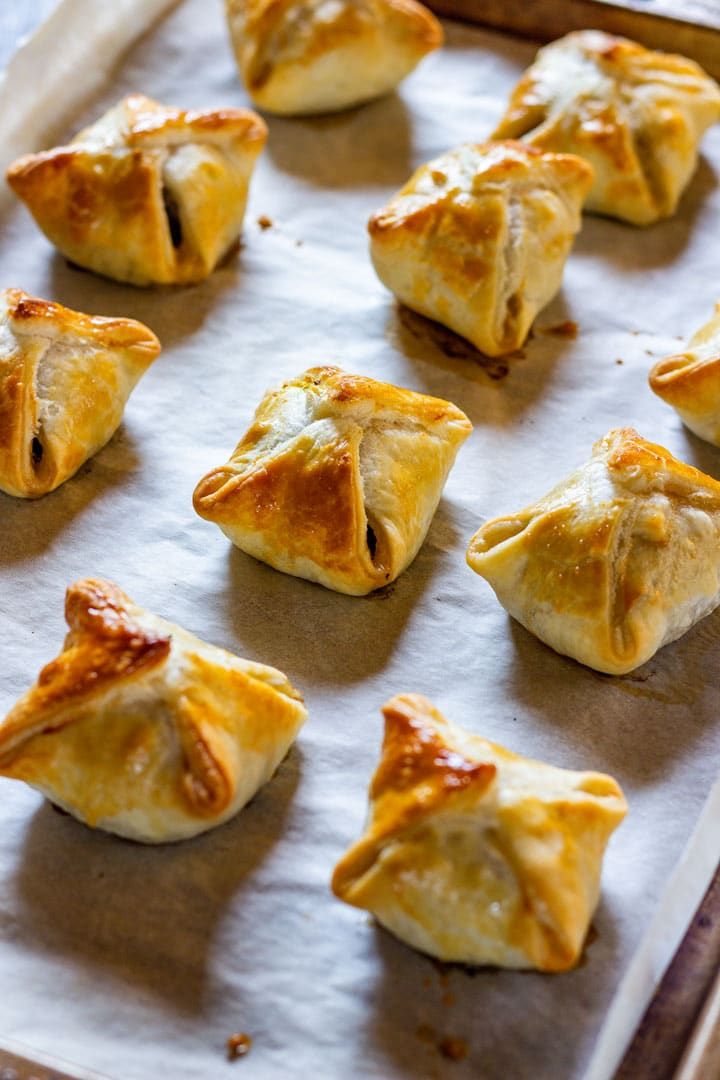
left=31, top=437, right=44, bottom=466
left=367, top=524, right=378, bottom=560
left=163, top=187, right=183, bottom=248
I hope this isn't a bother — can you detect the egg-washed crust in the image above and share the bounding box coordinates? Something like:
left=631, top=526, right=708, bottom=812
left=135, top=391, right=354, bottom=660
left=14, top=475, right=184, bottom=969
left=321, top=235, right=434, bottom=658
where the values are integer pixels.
left=467, top=428, right=720, bottom=674
left=226, top=0, right=442, bottom=115
left=0, top=579, right=308, bottom=834
left=368, top=141, right=593, bottom=357
left=332, top=696, right=497, bottom=890
left=193, top=365, right=472, bottom=595
left=649, top=304, right=720, bottom=445
left=493, top=30, right=720, bottom=225
left=3, top=288, right=161, bottom=355
left=0, top=580, right=170, bottom=763
left=6, top=95, right=267, bottom=286
left=332, top=694, right=627, bottom=972
left=0, top=288, right=161, bottom=498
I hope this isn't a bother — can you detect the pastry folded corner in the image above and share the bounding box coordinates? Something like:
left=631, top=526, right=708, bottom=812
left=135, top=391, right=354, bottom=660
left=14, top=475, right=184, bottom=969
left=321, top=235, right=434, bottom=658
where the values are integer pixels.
left=649, top=303, right=720, bottom=446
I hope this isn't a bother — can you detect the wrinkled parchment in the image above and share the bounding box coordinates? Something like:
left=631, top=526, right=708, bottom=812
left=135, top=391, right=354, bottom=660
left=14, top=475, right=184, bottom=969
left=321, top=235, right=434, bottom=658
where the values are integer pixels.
left=1, top=4, right=719, bottom=1078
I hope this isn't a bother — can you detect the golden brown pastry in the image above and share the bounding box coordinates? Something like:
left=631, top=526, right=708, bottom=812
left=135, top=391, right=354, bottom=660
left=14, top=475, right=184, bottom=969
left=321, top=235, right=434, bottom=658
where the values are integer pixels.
left=6, top=95, right=267, bottom=286
left=0, top=579, right=307, bottom=844
left=493, top=30, right=720, bottom=226
left=193, top=365, right=472, bottom=595
left=0, top=288, right=160, bottom=498
left=225, top=0, right=442, bottom=116
left=332, top=694, right=626, bottom=971
left=649, top=303, right=720, bottom=446
left=467, top=428, right=720, bottom=675
left=368, top=141, right=593, bottom=356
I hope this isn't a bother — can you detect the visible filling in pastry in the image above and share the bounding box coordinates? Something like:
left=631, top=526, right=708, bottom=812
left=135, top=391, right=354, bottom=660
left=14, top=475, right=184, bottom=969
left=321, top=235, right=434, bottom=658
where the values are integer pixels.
left=162, top=185, right=183, bottom=249
left=30, top=436, right=44, bottom=466
left=366, top=523, right=378, bottom=560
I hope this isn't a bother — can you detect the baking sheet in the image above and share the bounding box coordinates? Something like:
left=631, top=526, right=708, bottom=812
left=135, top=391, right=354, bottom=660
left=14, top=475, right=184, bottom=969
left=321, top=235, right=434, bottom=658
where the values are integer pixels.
left=1, top=3, right=720, bottom=1078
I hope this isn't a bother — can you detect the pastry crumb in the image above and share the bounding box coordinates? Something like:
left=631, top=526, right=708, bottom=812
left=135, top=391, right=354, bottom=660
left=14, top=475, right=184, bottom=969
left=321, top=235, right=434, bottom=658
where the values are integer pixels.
left=295, top=239, right=304, bottom=247
left=438, top=1036, right=468, bottom=1061
left=257, top=215, right=273, bottom=230
left=227, top=1033, right=252, bottom=1060
left=615, top=358, right=624, bottom=365
left=538, top=320, right=578, bottom=339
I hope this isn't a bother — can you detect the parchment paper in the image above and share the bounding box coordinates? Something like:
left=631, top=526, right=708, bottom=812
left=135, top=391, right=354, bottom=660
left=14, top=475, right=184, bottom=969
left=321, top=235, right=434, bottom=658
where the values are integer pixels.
left=1, top=4, right=719, bottom=1078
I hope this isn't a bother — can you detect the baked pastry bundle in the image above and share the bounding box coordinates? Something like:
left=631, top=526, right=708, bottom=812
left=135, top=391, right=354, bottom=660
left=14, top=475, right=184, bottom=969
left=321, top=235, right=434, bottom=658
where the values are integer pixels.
left=332, top=694, right=626, bottom=971
left=493, top=30, right=720, bottom=226
left=0, top=579, right=307, bottom=843
left=368, top=140, right=593, bottom=356
left=0, top=289, right=160, bottom=498
left=225, top=0, right=443, bottom=116
left=193, top=365, right=472, bottom=595
left=467, top=428, right=720, bottom=675
left=6, top=94, right=267, bottom=286
left=649, top=303, right=720, bottom=446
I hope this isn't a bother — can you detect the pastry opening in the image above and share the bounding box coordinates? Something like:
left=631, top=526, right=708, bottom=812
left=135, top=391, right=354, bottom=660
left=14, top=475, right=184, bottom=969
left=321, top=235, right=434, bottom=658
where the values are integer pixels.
left=470, top=515, right=529, bottom=555
left=162, top=185, right=183, bottom=248
left=576, top=774, right=620, bottom=799
left=633, top=128, right=667, bottom=215
left=366, top=523, right=378, bottom=560
left=30, top=436, right=44, bottom=469
left=501, top=292, right=522, bottom=347
left=649, top=354, right=693, bottom=387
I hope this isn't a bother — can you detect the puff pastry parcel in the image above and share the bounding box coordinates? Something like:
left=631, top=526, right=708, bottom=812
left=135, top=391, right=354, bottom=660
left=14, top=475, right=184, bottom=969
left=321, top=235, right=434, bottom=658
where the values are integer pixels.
left=332, top=694, right=626, bottom=971
left=649, top=303, right=720, bottom=446
left=193, top=365, right=472, bottom=595
left=225, top=0, right=442, bottom=116
left=493, top=31, right=720, bottom=226
left=368, top=141, right=593, bottom=356
left=0, top=579, right=307, bottom=843
left=6, top=95, right=267, bottom=286
left=467, top=428, right=720, bottom=675
left=0, top=289, right=160, bottom=498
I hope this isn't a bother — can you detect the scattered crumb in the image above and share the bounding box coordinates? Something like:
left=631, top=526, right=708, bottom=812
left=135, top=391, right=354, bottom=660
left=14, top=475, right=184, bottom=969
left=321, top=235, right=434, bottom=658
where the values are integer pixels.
left=227, top=1033, right=252, bottom=1061
left=295, top=239, right=304, bottom=247
left=442, top=992, right=456, bottom=1007
left=431, top=957, right=452, bottom=981
left=644, top=350, right=654, bottom=356
left=615, top=358, right=624, bottom=365
left=538, top=320, right=578, bottom=339
left=417, top=1022, right=469, bottom=1061
left=422, top=976, right=432, bottom=990
left=438, top=1037, right=468, bottom=1062
left=257, top=215, right=273, bottom=230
